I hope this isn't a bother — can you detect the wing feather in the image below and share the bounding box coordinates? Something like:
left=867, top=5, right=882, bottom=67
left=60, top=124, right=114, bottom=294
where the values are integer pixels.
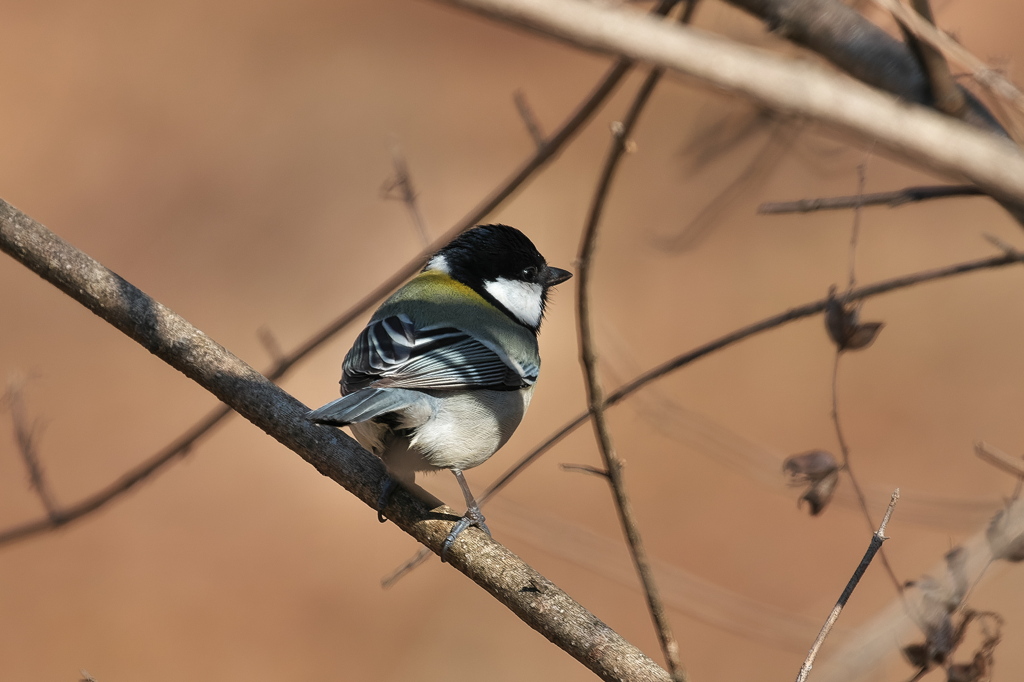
left=342, top=314, right=532, bottom=394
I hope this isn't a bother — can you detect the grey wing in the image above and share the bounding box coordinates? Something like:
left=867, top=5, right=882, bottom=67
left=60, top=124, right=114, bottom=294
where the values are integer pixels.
left=341, top=314, right=535, bottom=394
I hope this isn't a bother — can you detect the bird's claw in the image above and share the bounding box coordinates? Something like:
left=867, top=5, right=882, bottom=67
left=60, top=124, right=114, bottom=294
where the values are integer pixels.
left=376, top=476, right=398, bottom=523
left=440, top=506, right=489, bottom=562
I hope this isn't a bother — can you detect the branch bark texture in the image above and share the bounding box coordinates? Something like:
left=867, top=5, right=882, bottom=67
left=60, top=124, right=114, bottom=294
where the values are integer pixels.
left=0, top=199, right=671, bottom=682
left=436, top=0, right=1024, bottom=205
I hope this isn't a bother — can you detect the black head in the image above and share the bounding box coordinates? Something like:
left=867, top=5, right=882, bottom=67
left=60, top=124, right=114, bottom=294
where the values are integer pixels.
left=425, top=224, right=572, bottom=329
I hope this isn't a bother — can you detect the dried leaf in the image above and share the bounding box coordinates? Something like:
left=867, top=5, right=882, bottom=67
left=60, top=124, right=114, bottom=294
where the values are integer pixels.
left=843, top=321, right=884, bottom=350
left=783, top=450, right=840, bottom=515
left=823, top=286, right=884, bottom=352
left=986, top=498, right=1024, bottom=562
left=903, top=643, right=931, bottom=669
left=948, top=651, right=992, bottom=682
left=783, top=450, right=839, bottom=480
left=824, top=286, right=853, bottom=348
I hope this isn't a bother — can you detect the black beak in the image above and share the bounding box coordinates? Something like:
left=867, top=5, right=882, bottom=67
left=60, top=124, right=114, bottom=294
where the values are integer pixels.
left=544, top=266, right=573, bottom=286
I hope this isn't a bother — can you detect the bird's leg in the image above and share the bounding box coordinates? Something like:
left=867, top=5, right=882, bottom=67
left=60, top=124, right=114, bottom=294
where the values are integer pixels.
left=376, top=474, right=399, bottom=523
left=440, top=469, right=490, bottom=562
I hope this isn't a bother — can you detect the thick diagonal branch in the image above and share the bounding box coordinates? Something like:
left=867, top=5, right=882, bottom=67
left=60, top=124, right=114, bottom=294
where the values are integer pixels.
left=436, top=0, right=1024, bottom=206
left=0, top=199, right=671, bottom=682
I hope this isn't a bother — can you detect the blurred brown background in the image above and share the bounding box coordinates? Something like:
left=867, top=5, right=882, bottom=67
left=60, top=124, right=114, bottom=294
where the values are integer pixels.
left=3, top=0, right=1024, bottom=680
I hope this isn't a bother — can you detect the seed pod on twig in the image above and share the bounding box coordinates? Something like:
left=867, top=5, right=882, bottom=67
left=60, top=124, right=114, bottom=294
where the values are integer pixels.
left=782, top=449, right=840, bottom=515
left=824, top=285, right=884, bottom=351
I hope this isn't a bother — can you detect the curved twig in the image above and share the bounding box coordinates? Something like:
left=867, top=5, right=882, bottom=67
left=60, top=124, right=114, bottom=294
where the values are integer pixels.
left=576, top=60, right=687, bottom=680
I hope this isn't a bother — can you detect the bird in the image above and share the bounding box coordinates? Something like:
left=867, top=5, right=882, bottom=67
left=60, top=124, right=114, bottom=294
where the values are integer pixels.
left=307, top=224, right=571, bottom=560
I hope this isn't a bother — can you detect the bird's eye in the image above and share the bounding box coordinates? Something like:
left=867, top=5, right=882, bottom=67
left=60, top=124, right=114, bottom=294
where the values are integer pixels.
left=521, top=266, right=539, bottom=280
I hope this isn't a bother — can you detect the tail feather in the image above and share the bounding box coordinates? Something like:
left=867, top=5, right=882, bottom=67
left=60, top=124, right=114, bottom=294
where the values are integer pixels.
left=306, top=388, right=427, bottom=426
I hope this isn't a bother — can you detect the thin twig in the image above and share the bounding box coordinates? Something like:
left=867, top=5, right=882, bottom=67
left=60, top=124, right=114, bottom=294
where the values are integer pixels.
left=830, top=165, right=903, bottom=592
left=381, top=144, right=430, bottom=245
left=847, top=160, right=866, bottom=292
left=974, top=441, right=1024, bottom=479
left=577, top=60, right=686, bottom=680
left=758, top=184, right=983, bottom=214
left=513, top=90, right=546, bottom=148
left=559, top=463, right=611, bottom=478
left=256, top=325, right=285, bottom=363
left=384, top=249, right=1024, bottom=584
left=0, top=37, right=650, bottom=549
left=983, top=233, right=1020, bottom=256
left=795, top=489, right=900, bottom=682
left=831, top=355, right=903, bottom=592
left=4, top=378, right=61, bottom=521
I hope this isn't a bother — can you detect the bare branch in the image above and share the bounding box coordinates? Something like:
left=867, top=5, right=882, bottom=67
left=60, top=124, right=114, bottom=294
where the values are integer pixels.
left=831, top=352, right=902, bottom=591
left=720, top=0, right=1003, bottom=133
left=256, top=325, right=285, bottom=363
left=577, top=61, right=687, bottom=680
left=4, top=377, right=60, bottom=521
left=795, top=489, right=899, bottom=682
left=873, top=0, right=1024, bottom=138
left=380, top=144, right=430, bottom=245
left=513, top=90, right=546, bottom=148
left=560, top=463, right=611, bottom=478
left=826, top=168, right=903, bottom=591
left=434, top=0, right=1024, bottom=207
left=974, top=441, right=1024, bottom=479
left=758, top=184, right=983, bottom=214
left=0, top=200, right=673, bottom=682
left=896, top=0, right=968, bottom=119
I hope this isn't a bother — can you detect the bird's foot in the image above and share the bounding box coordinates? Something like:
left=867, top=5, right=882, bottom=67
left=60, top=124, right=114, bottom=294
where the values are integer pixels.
left=377, top=476, right=398, bottom=523
left=440, top=506, right=490, bottom=562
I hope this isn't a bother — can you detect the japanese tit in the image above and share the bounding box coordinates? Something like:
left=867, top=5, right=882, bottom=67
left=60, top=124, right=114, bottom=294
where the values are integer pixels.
left=308, top=224, right=571, bottom=559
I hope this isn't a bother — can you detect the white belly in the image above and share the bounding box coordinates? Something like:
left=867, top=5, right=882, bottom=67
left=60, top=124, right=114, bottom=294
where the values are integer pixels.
left=350, top=387, right=534, bottom=481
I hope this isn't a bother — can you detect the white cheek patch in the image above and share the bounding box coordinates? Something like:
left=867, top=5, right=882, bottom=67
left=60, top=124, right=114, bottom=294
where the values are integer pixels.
left=484, top=278, right=544, bottom=328
left=426, top=254, right=450, bottom=274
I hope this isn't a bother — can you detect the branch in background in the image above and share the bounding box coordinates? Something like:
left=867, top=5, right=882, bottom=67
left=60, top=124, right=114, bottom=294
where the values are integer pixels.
left=794, top=489, right=899, bottom=682
left=974, top=441, right=1024, bottom=479
left=830, top=352, right=902, bottom=591
left=872, top=0, right=1024, bottom=140
left=662, top=116, right=796, bottom=250
left=758, top=184, right=983, bottom=214
left=824, top=165, right=903, bottom=591
left=3, top=377, right=61, bottom=521
left=513, top=90, right=546, bottom=148
left=720, top=0, right=1003, bottom=134
left=437, top=0, right=1024, bottom=221
left=896, top=0, right=967, bottom=119
left=380, top=144, right=431, bottom=245
left=0, top=38, right=648, bottom=549
left=0, top=200, right=673, bottom=682
left=383, top=248, right=1024, bottom=585
left=576, top=55, right=687, bottom=680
